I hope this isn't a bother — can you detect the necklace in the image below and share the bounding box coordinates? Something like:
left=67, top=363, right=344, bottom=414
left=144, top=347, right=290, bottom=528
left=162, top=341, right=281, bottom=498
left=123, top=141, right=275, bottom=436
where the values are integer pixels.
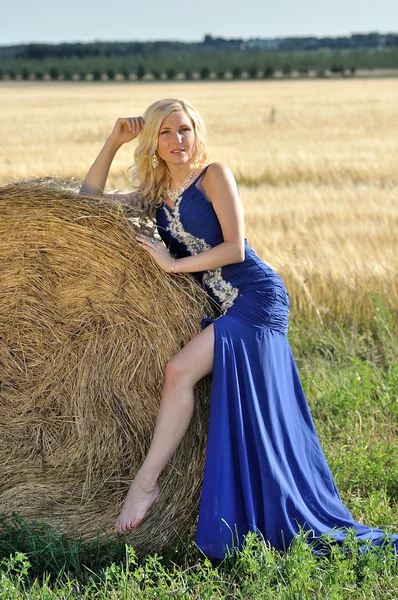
left=166, top=169, right=195, bottom=204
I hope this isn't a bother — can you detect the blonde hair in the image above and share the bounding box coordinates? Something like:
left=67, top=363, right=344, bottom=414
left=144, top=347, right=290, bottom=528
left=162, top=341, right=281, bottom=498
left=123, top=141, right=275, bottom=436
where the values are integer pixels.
left=130, top=98, right=209, bottom=220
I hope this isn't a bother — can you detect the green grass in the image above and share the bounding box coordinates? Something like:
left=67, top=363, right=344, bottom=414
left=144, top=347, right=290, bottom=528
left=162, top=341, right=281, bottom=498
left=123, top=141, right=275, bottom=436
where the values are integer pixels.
left=0, top=533, right=396, bottom=599
left=0, top=301, right=396, bottom=598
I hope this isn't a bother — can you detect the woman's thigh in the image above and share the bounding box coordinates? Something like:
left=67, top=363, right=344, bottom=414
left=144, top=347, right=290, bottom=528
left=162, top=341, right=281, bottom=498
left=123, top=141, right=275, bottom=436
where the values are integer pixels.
left=166, top=323, right=215, bottom=386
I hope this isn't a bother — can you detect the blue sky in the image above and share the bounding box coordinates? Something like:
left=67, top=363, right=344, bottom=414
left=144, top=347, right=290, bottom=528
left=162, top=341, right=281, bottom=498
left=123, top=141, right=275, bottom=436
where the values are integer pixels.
left=3, top=0, right=397, bottom=45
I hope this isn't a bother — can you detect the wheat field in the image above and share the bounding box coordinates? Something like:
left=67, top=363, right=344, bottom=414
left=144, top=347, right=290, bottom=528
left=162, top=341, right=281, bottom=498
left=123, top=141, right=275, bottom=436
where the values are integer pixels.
left=1, top=79, right=397, bottom=322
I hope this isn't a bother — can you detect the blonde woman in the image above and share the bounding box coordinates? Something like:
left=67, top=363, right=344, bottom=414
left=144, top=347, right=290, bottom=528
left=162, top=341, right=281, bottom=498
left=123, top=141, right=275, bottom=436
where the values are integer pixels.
left=80, top=98, right=397, bottom=558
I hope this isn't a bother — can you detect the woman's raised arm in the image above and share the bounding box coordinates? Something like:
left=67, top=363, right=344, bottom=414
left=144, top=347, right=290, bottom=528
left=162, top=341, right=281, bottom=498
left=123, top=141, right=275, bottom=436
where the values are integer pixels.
left=79, top=117, right=144, bottom=205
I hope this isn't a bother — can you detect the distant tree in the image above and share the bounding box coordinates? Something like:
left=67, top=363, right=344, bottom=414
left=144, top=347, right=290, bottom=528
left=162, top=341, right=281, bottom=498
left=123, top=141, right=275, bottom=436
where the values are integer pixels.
left=200, top=66, right=210, bottom=79
left=232, top=65, right=242, bottom=79
left=151, top=68, right=161, bottom=80
left=263, top=65, right=274, bottom=78
left=350, top=65, right=357, bottom=76
left=330, top=63, right=344, bottom=74
left=63, top=69, right=72, bottom=81
left=49, top=67, right=59, bottom=80
left=21, top=67, right=30, bottom=80
left=298, top=66, right=308, bottom=75
left=35, top=70, right=44, bottom=81
left=282, top=64, right=292, bottom=75
left=217, top=70, right=225, bottom=80
left=166, top=67, right=176, bottom=80
left=120, top=66, right=130, bottom=80
left=92, top=69, right=102, bottom=81
left=185, top=68, right=192, bottom=80
left=26, top=43, right=48, bottom=60
left=247, top=64, right=258, bottom=79
left=107, top=68, right=115, bottom=80
left=136, top=63, right=146, bottom=80
left=0, top=68, right=3, bottom=80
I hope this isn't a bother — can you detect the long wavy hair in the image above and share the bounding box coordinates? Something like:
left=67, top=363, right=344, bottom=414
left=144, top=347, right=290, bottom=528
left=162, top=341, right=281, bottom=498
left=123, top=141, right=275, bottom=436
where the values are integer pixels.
left=130, top=98, right=209, bottom=220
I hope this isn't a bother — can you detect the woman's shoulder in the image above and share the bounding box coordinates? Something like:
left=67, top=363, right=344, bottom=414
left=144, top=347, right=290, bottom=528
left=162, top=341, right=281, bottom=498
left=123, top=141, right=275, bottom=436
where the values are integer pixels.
left=198, top=162, right=240, bottom=208
left=202, top=162, right=236, bottom=188
left=205, top=161, right=232, bottom=176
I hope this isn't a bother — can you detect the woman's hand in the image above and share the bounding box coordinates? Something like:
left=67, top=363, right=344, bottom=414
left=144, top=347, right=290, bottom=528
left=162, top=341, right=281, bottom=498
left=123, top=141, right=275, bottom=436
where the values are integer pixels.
left=79, top=117, right=144, bottom=197
left=109, top=117, right=145, bottom=147
left=136, top=234, right=175, bottom=273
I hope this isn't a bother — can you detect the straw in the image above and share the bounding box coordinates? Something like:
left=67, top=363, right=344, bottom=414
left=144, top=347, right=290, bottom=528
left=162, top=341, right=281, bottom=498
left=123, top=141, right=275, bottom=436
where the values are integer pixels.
left=0, top=179, right=214, bottom=554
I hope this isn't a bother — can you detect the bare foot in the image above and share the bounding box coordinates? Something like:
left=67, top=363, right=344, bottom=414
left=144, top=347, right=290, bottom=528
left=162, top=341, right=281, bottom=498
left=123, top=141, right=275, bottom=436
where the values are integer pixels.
left=115, top=476, right=159, bottom=533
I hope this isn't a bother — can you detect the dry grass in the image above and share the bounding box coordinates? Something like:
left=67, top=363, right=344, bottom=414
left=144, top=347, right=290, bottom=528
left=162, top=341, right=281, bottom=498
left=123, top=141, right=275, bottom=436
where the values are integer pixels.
left=243, top=181, right=398, bottom=322
left=1, top=79, right=396, bottom=322
left=0, top=181, right=213, bottom=553
left=1, top=80, right=397, bottom=187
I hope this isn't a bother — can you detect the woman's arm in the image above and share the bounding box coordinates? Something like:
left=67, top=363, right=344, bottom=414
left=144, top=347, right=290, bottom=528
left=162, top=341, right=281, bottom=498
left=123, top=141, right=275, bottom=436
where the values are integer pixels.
left=136, top=163, right=245, bottom=273
left=79, top=117, right=144, bottom=205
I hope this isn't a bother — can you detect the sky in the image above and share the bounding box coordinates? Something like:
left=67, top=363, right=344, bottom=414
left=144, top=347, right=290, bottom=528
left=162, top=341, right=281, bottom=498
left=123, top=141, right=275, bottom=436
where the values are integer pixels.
left=2, top=0, right=397, bottom=45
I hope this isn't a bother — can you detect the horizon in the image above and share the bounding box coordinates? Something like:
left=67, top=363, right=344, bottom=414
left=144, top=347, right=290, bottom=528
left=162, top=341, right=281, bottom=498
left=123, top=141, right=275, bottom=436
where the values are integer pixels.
left=2, top=30, right=397, bottom=49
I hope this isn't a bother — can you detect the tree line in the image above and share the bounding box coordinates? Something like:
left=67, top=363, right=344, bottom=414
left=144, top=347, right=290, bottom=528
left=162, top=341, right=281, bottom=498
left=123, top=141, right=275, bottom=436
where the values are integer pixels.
left=0, top=62, right=359, bottom=82
left=0, top=32, right=397, bottom=60
left=1, top=48, right=397, bottom=82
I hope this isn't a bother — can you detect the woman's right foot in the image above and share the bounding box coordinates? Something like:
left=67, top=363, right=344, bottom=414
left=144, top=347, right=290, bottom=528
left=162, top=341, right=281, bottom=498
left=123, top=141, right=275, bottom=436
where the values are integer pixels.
left=115, top=476, right=159, bottom=533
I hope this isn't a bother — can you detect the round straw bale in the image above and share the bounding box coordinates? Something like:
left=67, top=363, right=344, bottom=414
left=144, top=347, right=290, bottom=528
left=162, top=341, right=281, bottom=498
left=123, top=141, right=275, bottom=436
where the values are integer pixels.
left=0, top=180, right=214, bottom=555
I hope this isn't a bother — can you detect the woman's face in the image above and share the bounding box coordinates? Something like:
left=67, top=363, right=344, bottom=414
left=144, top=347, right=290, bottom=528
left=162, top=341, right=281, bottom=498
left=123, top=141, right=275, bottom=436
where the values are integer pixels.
left=157, top=111, right=196, bottom=166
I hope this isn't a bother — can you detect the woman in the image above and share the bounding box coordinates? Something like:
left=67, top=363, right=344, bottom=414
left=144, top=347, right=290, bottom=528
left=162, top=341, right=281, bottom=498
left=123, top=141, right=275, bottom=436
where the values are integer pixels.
left=80, top=98, right=397, bottom=558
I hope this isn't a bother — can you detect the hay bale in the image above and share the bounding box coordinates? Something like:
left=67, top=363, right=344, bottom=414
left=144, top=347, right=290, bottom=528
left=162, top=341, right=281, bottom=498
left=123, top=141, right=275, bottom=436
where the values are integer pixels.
left=0, top=180, right=213, bottom=554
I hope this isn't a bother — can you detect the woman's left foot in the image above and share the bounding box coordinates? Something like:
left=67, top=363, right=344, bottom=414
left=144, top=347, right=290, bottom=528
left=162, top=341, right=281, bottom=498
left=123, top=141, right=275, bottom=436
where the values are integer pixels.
left=114, top=476, right=159, bottom=533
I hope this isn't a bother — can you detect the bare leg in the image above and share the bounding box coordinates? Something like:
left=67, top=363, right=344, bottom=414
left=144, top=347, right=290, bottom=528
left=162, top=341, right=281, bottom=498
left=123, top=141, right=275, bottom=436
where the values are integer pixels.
left=115, top=323, right=215, bottom=532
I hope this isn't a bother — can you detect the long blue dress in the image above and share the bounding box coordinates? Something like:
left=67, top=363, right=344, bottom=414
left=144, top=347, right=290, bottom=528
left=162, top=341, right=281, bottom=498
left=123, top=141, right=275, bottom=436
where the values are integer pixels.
left=156, top=165, right=398, bottom=559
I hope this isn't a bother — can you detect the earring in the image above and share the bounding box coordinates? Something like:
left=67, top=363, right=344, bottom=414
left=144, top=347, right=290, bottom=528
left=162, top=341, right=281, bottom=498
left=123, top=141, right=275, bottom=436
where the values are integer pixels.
left=151, top=153, right=159, bottom=168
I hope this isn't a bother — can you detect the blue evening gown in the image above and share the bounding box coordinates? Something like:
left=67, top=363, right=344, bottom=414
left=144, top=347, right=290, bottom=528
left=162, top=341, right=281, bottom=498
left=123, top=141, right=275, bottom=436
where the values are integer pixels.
left=156, top=165, right=398, bottom=559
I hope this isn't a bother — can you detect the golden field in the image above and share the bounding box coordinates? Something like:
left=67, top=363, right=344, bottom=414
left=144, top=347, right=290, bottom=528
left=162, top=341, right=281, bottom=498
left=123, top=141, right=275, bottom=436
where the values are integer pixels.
left=1, top=79, right=397, bottom=323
